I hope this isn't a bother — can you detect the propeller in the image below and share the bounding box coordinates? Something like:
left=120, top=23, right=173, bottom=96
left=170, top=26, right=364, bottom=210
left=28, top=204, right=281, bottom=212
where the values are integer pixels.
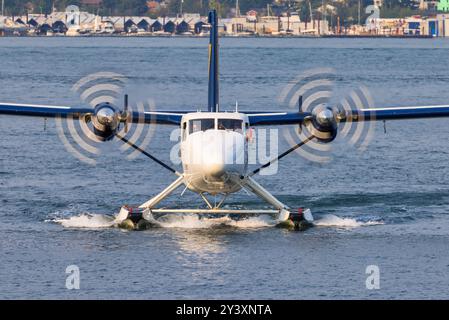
left=55, top=72, right=155, bottom=165
left=122, top=94, right=129, bottom=133
left=279, top=68, right=376, bottom=163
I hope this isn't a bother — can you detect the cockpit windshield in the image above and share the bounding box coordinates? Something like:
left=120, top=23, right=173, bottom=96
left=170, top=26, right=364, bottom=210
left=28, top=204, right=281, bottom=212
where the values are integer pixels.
left=187, top=118, right=244, bottom=134
left=189, top=119, right=215, bottom=134
left=217, top=119, right=243, bottom=133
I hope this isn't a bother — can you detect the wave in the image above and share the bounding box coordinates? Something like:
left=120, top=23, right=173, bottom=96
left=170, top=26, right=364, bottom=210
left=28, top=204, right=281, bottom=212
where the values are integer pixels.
left=144, top=213, right=277, bottom=229
left=51, top=214, right=116, bottom=229
left=49, top=209, right=382, bottom=230
left=49, top=211, right=277, bottom=230
left=314, top=214, right=384, bottom=228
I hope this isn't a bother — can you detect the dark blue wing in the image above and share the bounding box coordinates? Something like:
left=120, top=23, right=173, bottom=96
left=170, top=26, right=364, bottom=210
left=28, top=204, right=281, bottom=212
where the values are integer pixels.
left=247, top=112, right=312, bottom=126
left=0, top=102, right=186, bottom=126
left=0, top=102, right=92, bottom=118
left=246, top=105, right=449, bottom=126
left=4, top=102, right=449, bottom=127
left=130, top=111, right=185, bottom=125
left=353, top=105, right=449, bottom=121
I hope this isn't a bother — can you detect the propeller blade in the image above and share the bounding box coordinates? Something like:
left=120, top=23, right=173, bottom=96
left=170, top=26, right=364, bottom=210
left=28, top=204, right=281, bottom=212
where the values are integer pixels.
left=279, top=68, right=377, bottom=163
left=124, top=94, right=129, bottom=133
left=298, top=95, right=303, bottom=134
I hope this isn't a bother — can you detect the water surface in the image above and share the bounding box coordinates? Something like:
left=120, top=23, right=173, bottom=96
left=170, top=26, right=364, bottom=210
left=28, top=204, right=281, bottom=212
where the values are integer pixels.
left=1, top=37, right=449, bottom=299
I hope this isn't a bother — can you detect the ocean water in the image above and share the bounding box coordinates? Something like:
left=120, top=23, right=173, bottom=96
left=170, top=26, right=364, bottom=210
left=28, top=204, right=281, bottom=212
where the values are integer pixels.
left=1, top=37, right=449, bottom=299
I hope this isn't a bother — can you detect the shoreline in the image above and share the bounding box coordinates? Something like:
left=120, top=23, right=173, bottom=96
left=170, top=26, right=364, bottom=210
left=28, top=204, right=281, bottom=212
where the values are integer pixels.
left=0, top=33, right=435, bottom=39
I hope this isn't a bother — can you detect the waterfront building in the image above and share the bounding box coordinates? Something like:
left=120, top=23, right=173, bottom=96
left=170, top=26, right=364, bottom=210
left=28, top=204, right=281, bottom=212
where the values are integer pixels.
left=4, top=8, right=449, bottom=38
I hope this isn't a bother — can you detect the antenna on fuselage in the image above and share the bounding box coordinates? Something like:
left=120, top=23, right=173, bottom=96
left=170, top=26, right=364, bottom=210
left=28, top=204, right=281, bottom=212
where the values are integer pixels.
left=208, top=9, right=219, bottom=113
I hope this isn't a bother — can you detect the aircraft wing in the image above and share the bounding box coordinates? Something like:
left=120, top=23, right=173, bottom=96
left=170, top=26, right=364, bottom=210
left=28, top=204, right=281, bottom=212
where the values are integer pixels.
left=131, top=111, right=186, bottom=125
left=349, top=105, right=449, bottom=121
left=246, top=112, right=312, bottom=126
left=0, top=102, right=92, bottom=118
left=4, top=102, right=449, bottom=126
left=0, top=102, right=186, bottom=125
left=246, top=105, right=449, bottom=126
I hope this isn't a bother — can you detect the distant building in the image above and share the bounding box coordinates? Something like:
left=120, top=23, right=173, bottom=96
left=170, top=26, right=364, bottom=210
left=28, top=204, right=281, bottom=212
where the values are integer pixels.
left=28, top=18, right=39, bottom=28
left=15, top=18, right=26, bottom=25
left=246, top=10, right=257, bottom=22
left=222, top=14, right=329, bottom=36
left=151, top=20, right=163, bottom=32
left=176, top=21, right=190, bottom=34
left=419, top=0, right=439, bottom=10
left=137, top=18, right=151, bottom=31
left=163, top=20, right=175, bottom=33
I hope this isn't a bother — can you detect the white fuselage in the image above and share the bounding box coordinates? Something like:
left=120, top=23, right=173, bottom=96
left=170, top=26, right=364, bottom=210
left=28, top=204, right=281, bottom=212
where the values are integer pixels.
left=180, top=112, right=249, bottom=195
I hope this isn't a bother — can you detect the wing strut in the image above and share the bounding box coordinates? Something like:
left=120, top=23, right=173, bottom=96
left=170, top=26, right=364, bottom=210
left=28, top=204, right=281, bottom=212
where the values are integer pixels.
left=249, top=135, right=315, bottom=177
left=115, top=134, right=181, bottom=176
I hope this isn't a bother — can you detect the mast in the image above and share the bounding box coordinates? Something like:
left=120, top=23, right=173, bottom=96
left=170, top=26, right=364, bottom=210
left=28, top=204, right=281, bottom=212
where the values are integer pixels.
left=321, top=0, right=325, bottom=35
left=309, top=0, right=313, bottom=25
left=94, top=8, right=98, bottom=32
left=358, top=0, right=361, bottom=25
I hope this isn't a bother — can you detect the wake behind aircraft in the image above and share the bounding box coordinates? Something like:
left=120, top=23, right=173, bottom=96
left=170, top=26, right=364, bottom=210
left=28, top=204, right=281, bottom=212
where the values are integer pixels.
left=2, top=10, right=449, bottom=230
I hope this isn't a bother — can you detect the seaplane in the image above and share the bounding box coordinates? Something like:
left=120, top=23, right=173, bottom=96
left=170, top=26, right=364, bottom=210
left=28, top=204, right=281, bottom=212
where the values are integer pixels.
left=2, top=10, right=449, bottom=231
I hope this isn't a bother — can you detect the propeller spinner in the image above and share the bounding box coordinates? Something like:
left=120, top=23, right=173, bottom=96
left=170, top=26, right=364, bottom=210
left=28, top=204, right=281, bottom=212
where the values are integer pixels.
left=90, top=102, right=120, bottom=141
left=305, top=104, right=338, bottom=143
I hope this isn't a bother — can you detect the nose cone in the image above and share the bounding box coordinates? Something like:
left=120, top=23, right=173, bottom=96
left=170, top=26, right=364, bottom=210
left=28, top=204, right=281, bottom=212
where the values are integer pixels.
left=183, top=129, right=246, bottom=177
left=204, top=162, right=225, bottom=177
left=201, top=131, right=243, bottom=177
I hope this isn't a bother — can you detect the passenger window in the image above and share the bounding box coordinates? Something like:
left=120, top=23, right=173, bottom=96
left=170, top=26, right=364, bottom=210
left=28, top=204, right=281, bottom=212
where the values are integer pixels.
left=217, top=119, right=243, bottom=133
left=189, top=119, right=215, bottom=134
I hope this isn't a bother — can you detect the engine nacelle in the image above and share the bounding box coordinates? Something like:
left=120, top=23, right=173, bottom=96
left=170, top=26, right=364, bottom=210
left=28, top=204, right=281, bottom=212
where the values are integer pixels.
left=91, top=102, right=120, bottom=141
left=305, top=105, right=338, bottom=143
